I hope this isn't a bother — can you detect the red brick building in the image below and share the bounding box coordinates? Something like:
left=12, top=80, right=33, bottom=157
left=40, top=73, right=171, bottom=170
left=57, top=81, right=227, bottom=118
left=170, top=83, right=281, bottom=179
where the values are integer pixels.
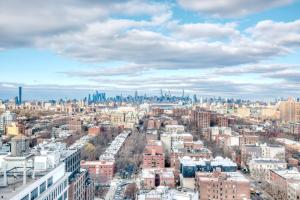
left=217, top=116, right=229, bottom=127
left=143, top=140, right=165, bottom=169
left=88, top=126, right=101, bottom=137
left=191, top=109, right=210, bottom=129
left=141, top=168, right=176, bottom=189
left=239, top=135, right=259, bottom=147
left=147, top=118, right=161, bottom=130
left=81, top=160, right=115, bottom=184
left=170, top=149, right=212, bottom=170
left=69, top=118, right=82, bottom=132
left=152, top=107, right=164, bottom=116
left=196, top=171, right=250, bottom=200
left=269, top=169, right=300, bottom=200
left=172, top=108, right=189, bottom=117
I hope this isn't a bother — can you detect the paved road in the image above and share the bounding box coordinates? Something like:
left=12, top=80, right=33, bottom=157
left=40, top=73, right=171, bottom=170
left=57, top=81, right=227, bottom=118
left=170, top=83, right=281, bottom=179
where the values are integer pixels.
left=241, top=171, right=274, bottom=200
left=105, top=178, right=135, bottom=200
left=105, top=178, right=119, bottom=200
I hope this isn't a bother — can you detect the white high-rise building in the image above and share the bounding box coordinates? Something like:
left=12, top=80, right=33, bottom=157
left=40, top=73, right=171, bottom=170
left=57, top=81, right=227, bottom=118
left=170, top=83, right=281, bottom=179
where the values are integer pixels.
left=0, top=163, right=70, bottom=200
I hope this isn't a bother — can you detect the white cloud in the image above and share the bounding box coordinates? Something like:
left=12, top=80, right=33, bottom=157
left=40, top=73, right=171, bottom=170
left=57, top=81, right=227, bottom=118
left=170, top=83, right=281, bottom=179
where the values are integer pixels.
left=215, top=63, right=296, bottom=75
left=0, top=0, right=299, bottom=99
left=177, top=0, right=293, bottom=17
left=0, top=0, right=170, bottom=47
left=171, top=22, right=240, bottom=41
left=37, top=18, right=285, bottom=70
left=247, top=20, right=300, bottom=47
left=63, top=63, right=147, bottom=77
left=265, top=69, right=300, bottom=82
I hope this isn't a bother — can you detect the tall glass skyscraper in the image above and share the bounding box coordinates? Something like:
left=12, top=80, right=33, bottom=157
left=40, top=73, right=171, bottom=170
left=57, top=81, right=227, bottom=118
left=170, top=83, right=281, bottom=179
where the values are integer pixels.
left=18, top=86, right=22, bottom=105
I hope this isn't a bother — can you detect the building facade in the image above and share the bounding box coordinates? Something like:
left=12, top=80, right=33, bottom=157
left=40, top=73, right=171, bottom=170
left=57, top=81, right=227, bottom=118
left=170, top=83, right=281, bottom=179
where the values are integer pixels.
left=196, top=171, right=250, bottom=200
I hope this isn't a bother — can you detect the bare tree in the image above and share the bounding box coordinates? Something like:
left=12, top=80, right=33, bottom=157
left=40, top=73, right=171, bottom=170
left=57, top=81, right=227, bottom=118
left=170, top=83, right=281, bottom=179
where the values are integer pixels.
left=124, top=183, right=137, bottom=199
left=81, top=142, right=96, bottom=160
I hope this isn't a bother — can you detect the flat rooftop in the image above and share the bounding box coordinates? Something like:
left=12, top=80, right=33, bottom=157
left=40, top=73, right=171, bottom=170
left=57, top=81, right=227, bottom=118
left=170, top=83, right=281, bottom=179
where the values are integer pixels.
left=0, top=166, right=55, bottom=200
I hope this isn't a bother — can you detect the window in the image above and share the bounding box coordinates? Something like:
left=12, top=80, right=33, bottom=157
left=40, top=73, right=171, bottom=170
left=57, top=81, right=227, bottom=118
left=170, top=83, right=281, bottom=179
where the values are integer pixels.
left=21, top=195, right=29, bottom=200
left=47, top=177, right=53, bottom=188
left=40, top=181, right=46, bottom=194
left=31, top=188, right=38, bottom=200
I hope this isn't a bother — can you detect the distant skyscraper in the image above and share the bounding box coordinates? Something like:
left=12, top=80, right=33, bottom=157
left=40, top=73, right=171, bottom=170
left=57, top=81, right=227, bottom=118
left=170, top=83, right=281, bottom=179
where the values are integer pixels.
left=193, top=94, right=197, bottom=104
left=18, top=86, right=22, bottom=105
left=14, top=96, right=19, bottom=105
left=88, top=94, right=91, bottom=104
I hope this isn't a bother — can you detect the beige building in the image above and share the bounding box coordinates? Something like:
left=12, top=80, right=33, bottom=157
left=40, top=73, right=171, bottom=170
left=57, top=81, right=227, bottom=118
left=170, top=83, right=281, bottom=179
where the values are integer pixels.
left=260, top=107, right=280, bottom=120
left=6, top=122, right=23, bottom=136
left=236, top=107, right=251, bottom=118
left=278, top=97, right=300, bottom=123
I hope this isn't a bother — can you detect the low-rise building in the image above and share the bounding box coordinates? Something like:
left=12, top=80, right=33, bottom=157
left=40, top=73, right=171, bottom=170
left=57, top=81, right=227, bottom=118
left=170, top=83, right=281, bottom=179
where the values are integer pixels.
left=5, top=122, right=24, bottom=136
left=269, top=169, right=300, bottom=200
left=276, top=138, right=300, bottom=152
left=180, top=156, right=237, bottom=178
left=239, top=135, right=259, bottom=147
left=196, top=171, right=250, bottom=200
left=88, top=126, right=101, bottom=137
left=141, top=168, right=176, bottom=189
left=165, top=125, right=185, bottom=133
left=81, top=160, right=115, bottom=184
left=249, top=158, right=287, bottom=181
left=241, top=143, right=285, bottom=167
left=138, top=186, right=198, bottom=200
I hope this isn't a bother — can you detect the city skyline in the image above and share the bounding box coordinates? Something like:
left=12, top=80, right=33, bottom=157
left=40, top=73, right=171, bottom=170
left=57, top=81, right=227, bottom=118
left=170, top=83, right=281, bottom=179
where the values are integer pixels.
left=1, top=0, right=300, bottom=100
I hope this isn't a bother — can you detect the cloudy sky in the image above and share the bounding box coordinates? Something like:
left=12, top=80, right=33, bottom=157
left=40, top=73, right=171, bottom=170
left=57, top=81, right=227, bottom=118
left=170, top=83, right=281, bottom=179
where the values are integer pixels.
left=0, top=0, right=300, bottom=100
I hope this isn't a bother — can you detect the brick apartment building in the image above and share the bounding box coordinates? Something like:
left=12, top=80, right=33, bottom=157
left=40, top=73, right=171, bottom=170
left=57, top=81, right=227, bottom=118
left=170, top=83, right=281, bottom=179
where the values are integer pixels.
left=88, top=126, right=101, bottom=137
left=196, top=171, right=250, bottom=200
left=217, top=115, right=229, bottom=127
left=69, top=118, right=82, bottom=132
left=143, top=140, right=165, bottom=168
left=81, top=160, right=115, bottom=184
left=191, top=109, right=210, bottom=129
left=141, top=168, right=176, bottom=189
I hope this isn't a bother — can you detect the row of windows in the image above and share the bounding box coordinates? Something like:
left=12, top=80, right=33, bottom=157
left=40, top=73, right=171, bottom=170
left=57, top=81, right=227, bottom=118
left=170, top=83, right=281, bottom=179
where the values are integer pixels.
left=206, top=184, right=237, bottom=188
left=21, top=176, right=53, bottom=200
left=207, top=195, right=236, bottom=199
left=207, top=189, right=236, bottom=193
left=43, top=179, right=68, bottom=200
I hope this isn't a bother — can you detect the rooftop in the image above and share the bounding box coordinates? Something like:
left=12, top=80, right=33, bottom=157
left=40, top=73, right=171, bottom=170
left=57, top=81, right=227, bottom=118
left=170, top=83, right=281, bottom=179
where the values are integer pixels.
left=180, top=156, right=236, bottom=167
left=250, top=158, right=287, bottom=164
left=138, top=186, right=198, bottom=200
left=197, top=171, right=249, bottom=183
left=99, top=131, right=130, bottom=161
left=0, top=163, right=66, bottom=200
left=271, top=169, right=300, bottom=180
